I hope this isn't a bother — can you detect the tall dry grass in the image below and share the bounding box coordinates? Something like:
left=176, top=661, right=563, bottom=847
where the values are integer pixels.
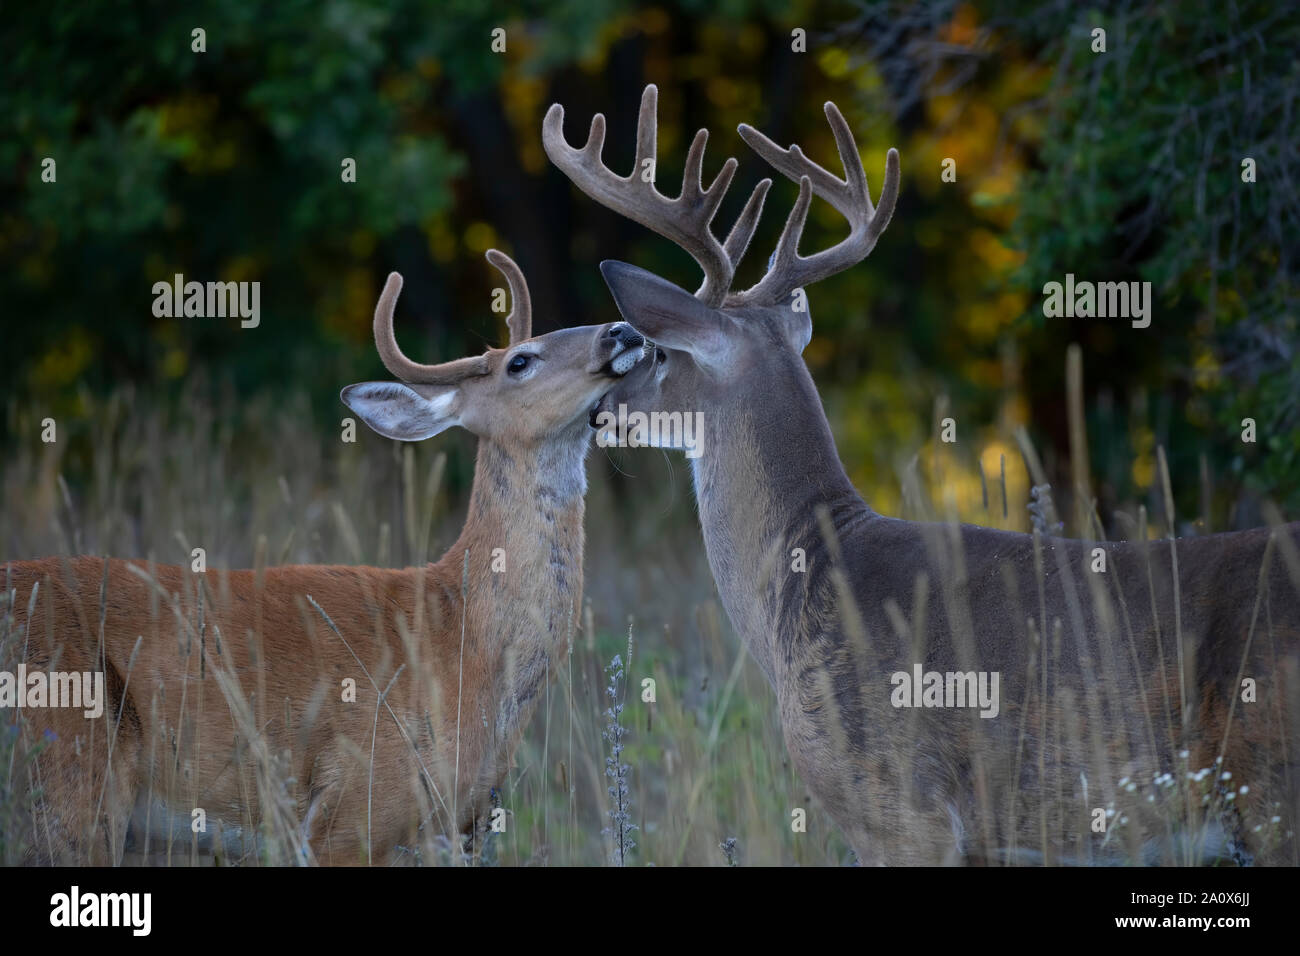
left=2, top=359, right=1295, bottom=865
left=1, top=383, right=851, bottom=865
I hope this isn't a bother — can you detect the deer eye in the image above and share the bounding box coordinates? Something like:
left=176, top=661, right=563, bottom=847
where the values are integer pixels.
left=507, top=354, right=532, bottom=375
left=655, top=349, right=667, bottom=364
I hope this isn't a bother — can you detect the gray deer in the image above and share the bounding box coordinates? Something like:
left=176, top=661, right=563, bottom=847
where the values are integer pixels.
left=545, top=85, right=1300, bottom=865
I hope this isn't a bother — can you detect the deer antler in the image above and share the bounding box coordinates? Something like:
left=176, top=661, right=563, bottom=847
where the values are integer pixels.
left=372, top=272, right=490, bottom=385
left=485, top=248, right=532, bottom=343
left=544, top=84, right=770, bottom=308
left=731, top=101, right=900, bottom=306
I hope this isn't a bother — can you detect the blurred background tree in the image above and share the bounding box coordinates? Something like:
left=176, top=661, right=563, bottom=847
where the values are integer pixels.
left=2, top=0, right=1296, bottom=545
left=837, top=0, right=1298, bottom=528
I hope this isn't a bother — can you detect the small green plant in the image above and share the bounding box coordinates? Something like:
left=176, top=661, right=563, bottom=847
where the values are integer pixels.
left=601, top=654, right=637, bottom=866
left=719, top=836, right=738, bottom=866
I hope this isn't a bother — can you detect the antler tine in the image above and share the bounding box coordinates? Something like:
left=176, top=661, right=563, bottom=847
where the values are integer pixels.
left=634, top=84, right=657, bottom=177
left=731, top=101, right=900, bottom=306
left=545, top=83, right=757, bottom=308
left=723, top=176, right=771, bottom=269
left=373, top=271, right=489, bottom=385
left=765, top=176, right=815, bottom=287
left=485, top=249, right=532, bottom=344
left=870, top=146, right=901, bottom=244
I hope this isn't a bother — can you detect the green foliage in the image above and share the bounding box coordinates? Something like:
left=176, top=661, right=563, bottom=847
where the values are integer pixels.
left=0, top=0, right=619, bottom=416
left=1002, top=0, right=1299, bottom=511
left=2, top=0, right=1295, bottom=521
left=843, top=0, right=1298, bottom=520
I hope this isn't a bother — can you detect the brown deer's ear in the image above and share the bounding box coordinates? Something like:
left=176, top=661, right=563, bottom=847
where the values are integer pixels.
left=340, top=381, right=462, bottom=441
left=600, top=260, right=733, bottom=365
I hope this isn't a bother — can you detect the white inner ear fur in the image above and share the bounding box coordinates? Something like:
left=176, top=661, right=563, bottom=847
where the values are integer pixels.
left=792, top=315, right=813, bottom=353
left=782, top=291, right=813, bottom=352
left=425, top=390, right=457, bottom=418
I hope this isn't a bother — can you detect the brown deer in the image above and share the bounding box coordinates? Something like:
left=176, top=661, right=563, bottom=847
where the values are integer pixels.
left=546, top=85, right=1300, bottom=864
left=3, top=249, right=646, bottom=865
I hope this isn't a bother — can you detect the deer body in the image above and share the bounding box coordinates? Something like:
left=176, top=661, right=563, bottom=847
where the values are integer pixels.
left=548, top=85, right=1300, bottom=863
left=7, top=251, right=645, bottom=864
left=11, top=437, right=583, bottom=864
left=692, top=383, right=1299, bottom=864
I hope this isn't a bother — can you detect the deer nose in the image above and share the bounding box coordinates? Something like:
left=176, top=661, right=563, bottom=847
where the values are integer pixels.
left=608, top=323, right=644, bottom=349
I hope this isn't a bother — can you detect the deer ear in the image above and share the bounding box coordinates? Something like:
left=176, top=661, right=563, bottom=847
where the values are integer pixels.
left=781, top=303, right=813, bottom=353
left=340, top=382, right=461, bottom=441
left=600, top=260, right=731, bottom=364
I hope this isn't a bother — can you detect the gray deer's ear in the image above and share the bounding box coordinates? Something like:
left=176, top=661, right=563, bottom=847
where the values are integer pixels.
left=600, top=260, right=732, bottom=365
left=783, top=302, right=813, bottom=353
left=340, top=382, right=461, bottom=441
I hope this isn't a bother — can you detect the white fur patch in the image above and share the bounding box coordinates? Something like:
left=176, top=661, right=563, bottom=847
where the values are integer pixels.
left=425, top=390, right=456, bottom=418
left=611, top=350, right=641, bottom=375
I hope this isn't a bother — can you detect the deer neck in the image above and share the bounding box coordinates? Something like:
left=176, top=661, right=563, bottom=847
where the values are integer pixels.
left=451, top=433, right=587, bottom=649
left=357, top=433, right=586, bottom=837
left=691, top=354, right=870, bottom=679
